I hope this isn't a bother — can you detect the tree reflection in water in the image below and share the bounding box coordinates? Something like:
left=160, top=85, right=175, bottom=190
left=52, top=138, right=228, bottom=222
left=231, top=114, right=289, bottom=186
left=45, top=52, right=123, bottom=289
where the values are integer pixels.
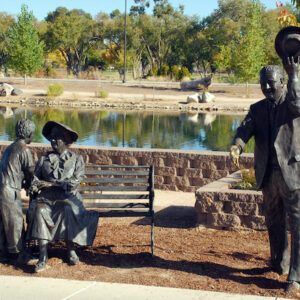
left=0, top=107, right=254, bottom=152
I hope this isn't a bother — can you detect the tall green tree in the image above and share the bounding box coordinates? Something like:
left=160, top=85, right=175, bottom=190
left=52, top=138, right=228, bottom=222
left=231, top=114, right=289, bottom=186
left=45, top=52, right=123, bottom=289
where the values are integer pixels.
left=130, top=0, right=150, bottom=15
left=231, top=0, right=266, bottom=95
left=0, top=13, right=15, bottom=73
left=6, top=5, right=44, bottom=84
left=44, top=7, right=98, bottom=75
left=291, top=0, right=300, bottom=8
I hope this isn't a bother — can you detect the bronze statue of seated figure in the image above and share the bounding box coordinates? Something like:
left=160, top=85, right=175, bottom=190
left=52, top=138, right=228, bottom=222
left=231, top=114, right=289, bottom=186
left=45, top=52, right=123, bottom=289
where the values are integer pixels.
left=26, top=121, right=99, bottom=273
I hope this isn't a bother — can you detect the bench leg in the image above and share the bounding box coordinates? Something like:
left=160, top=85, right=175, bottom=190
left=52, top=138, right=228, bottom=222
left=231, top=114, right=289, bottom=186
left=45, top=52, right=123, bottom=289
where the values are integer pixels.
left=151, top=214, right=154, bottom=257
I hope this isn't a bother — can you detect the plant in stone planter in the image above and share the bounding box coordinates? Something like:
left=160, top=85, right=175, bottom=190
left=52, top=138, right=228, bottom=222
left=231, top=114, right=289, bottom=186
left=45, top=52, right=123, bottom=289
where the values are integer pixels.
left=231, top=167, right=257, bottom=190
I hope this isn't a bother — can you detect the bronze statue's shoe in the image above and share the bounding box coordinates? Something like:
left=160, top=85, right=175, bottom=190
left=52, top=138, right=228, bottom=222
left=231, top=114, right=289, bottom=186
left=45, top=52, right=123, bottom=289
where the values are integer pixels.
left=34, top=261, right=48, bottom=273
left=68, top=250, right=79, bottom=265
left=17, top=252, right=38, bottom=265
left=272, top=264, right=289, bottom=275
left=0, top=253, right=9, bottom=262
left=285, top=281, right=300, bottom=293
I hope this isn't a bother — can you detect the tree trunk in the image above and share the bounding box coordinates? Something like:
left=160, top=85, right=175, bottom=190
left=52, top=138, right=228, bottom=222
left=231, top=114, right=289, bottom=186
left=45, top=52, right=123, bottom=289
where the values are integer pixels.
left=24, top=74, right=27, bottom=86
left=246, top=81, right=249, bottom=98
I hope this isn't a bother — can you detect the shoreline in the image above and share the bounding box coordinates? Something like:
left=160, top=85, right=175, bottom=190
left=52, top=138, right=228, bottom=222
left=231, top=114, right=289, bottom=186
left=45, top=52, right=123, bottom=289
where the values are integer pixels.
left=0, top=94, right=259, bottom=113
left=0, top=79, right=262, bottom=113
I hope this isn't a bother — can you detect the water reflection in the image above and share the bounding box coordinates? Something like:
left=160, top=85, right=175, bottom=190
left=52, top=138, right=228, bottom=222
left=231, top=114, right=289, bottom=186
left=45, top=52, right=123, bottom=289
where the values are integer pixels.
left=0, top=106, right=254, bottom=152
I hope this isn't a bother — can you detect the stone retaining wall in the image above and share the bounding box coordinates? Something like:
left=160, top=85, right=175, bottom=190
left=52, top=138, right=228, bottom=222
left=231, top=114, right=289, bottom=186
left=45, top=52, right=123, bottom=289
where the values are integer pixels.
left=0, top=141, right=254, bottom=192
left=195, top=171, right=264, bottom=230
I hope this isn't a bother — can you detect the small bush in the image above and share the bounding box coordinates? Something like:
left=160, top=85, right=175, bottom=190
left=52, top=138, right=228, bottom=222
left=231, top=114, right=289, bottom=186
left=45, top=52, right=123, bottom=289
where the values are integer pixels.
left=46, top=65, right=56, bottom=78
left=159, top=65, right=169, bottom=76
left=148, top=64, right=158, bottom=77
left=98, top=90, right=109, bottom=98
left=171, top=65, right=180, bottom=80
left=47, top=83, right=64, bottom=97
left=179, top=67, right=191, bottom=80
left=231, top=168, right=257, bottom=190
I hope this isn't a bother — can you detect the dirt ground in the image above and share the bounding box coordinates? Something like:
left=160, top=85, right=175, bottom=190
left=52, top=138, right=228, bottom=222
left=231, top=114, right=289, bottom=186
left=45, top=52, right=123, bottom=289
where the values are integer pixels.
left=0, top=223, right=299, bottom=299
left=5, top=78, right=265, bottom=102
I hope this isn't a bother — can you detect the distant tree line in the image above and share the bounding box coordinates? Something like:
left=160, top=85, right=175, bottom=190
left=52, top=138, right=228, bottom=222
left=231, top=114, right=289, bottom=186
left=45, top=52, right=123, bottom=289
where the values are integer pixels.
left=0, top=0, right=298, bottom=84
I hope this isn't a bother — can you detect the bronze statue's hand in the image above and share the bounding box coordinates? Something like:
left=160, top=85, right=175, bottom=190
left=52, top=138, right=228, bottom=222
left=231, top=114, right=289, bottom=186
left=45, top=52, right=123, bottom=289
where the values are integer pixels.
left=36, top=180, right=53, bottom=190
left=28, top=184, right=39, bottom=195
left=230, top=145, right=240, bottom=169
left=283, top=56, right=300, bottom=78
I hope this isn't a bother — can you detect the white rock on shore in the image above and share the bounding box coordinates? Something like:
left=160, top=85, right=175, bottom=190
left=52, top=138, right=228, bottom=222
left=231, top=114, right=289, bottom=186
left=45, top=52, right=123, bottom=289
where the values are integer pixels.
left=186, top=93, right=201, bottom=104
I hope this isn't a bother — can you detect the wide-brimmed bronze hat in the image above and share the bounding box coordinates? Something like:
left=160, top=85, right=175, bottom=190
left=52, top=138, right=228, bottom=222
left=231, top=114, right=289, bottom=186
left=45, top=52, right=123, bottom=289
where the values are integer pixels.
left=42, top=121, right=78, bottom=143
left=275, top=26, right=300, bottom=59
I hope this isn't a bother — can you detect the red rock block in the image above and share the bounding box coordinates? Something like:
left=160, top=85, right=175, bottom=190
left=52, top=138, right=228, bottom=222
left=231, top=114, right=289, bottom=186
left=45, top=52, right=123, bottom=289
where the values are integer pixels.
left=184, top=168, right=203, bottom=177
left=202, top=169, right=220, bottom=179
left=207, top=212, right=241, bottom=229
left=164, top=176, right=176, bottom=185
left=152, top=157, right=165, bottom=167
left=190, top=177, right=209, bottom=187
left=195, top=195, right=224, bottom=213
left=196, top=212, right=208, bottom=225
left=240, top=215, right=266, bottom=230
left=175, top=176, right=190, bottom=187
left=223, top=201, right=259, bottom=216
left=155, top=167, right=176, bottom=176
left=118, top=156, right=138, bottom=166
left=154, top=176, right=164, bottom=185
left=164, top=158, right=190, bottom=168
left=87, top=154, right=112, bottom=165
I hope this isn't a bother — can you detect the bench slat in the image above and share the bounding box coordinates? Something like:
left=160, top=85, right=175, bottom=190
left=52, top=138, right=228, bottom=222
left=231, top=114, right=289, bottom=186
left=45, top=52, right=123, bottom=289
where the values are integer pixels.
left=78, top=185, right=150, bottom=192
left=84, top=203, right=149, bottom=209
left=85, top=170, right=149, bottom=176
left=83, top=178, right=149, bottom=184
left=97, top=210, right=151, bottom=217
left=86, top=165, right=150, bottom=169
left=81, top=194, right=149, bottom=200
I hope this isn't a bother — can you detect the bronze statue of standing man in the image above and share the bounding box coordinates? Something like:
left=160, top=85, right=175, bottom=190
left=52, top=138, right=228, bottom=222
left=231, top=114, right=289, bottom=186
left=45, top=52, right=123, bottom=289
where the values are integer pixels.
left=0, top=118, right=36, bottom=264
left=230, top=26, right=300, bottom=292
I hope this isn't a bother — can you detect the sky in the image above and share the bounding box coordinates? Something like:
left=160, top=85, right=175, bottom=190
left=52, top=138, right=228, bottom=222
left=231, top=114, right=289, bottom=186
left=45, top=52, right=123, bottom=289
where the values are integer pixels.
left=0, top=0, right=290, bottom=21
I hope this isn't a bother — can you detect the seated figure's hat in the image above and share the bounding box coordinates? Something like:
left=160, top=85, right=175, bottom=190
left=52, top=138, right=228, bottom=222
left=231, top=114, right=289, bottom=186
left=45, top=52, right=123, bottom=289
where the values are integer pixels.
left=42, top=121, right=78, bottom=143
left=275, top=26, right=300, bottom=59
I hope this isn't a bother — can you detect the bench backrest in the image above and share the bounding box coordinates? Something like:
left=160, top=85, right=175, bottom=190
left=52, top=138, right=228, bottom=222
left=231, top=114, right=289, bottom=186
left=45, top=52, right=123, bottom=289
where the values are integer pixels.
left=78, top=164, right=155, bottom=218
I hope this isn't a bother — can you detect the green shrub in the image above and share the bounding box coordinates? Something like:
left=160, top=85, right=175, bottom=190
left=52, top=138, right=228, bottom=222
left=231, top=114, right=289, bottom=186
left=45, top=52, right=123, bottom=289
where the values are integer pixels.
left=231, top=168, right=257, bottom=190
left=149, top=64, right=158, bottom=77
left=47, top=83, right=64, bottom=97
left=159, top=64, right=169, bottom=76
left=179, top=67, right=191, bottom=80
left=171, top=65, right=180, bottom=80
left=98, top=90, right=109, bottom=98
left=46, top=65, right=56, bottom=78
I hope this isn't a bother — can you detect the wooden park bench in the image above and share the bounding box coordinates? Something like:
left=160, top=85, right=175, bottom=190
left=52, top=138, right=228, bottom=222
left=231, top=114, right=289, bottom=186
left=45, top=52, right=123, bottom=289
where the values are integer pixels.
left=78, top=164, right=155, bottom=256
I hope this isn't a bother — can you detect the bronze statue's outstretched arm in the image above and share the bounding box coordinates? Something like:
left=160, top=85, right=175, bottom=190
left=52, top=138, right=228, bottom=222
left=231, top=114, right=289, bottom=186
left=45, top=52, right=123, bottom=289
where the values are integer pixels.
left=283, top=56, right=300, bottom=113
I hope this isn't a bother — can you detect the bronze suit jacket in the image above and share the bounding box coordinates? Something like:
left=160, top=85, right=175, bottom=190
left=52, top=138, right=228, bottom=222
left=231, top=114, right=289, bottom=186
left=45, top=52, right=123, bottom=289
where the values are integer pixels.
left=233, top=93, right=300, bottom=191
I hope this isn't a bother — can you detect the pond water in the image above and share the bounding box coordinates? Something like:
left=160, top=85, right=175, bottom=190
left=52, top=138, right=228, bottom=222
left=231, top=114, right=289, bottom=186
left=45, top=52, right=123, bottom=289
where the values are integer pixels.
left=0, top=106, right=254, bottom=152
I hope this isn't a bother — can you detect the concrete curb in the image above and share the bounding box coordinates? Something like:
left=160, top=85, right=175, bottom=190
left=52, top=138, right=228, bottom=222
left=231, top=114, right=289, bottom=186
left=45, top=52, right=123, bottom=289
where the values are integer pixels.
left=0, top=275, right=290, bottom=300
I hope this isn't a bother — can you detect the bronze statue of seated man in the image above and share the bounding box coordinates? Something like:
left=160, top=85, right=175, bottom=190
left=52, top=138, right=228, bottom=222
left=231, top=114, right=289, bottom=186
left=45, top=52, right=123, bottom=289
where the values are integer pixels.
left=26, top=121, right=99, bottom=273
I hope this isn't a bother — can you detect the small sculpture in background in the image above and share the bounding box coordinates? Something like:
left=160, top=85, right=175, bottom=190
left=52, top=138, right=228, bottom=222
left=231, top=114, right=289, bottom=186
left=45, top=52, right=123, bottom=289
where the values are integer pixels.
left=0, top=119, right=36, bottom=264
left=180, top=74, right=214, bottom=91
left=0, top=83, right=23, bottom=96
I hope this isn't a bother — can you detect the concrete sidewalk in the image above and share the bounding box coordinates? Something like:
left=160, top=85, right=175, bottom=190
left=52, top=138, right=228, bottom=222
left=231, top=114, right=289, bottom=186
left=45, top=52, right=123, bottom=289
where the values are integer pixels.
left=0, top=275, right=290, bottom=300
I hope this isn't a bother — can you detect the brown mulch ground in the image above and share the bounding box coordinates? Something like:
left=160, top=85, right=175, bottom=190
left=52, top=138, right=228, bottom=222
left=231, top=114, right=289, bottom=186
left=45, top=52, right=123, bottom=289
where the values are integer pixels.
left=0, top=223, right=299, bottom=299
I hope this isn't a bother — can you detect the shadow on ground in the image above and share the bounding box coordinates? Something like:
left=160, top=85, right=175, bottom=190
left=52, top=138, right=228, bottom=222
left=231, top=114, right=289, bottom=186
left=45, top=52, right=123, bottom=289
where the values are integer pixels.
left=134, top=205, right=198, bottom=229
